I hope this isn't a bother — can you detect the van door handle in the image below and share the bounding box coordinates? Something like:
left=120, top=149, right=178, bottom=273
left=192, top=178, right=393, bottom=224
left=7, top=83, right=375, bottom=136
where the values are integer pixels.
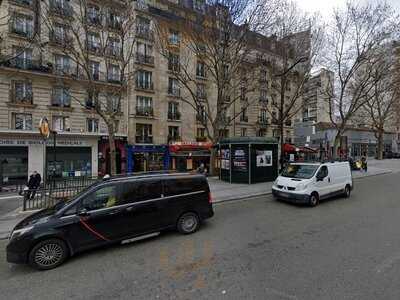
left=328, top=177, right=331, bottom=183
left=125, top=206, right=136, bottom=212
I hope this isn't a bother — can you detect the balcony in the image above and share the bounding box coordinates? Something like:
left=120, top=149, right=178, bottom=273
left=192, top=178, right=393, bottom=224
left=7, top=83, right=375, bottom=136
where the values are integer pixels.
left=9, top=90, right=33, bottom=105
left=136, top=106, right=153, bottom=117
left=136, top=53, right=154, bottom=65
left=136, top=26, right=154, bottom=41
left=136, top=81, right=154, bottom=91
left=107, top=19, right=122, bottom=31
left=9, top=0, right=33, bottom=8
left=87, top=15, right=102, bottom=27
left=105, top=46, right=121, bottom=58
left=49, top=32, right=72, bottom=46
left=168, top=63, right=180, bottom=73
left=49, top=1, right=73, bottom=17
left=136, top=136, right=153, bottom=144
left=107, top=74, right=121, bottom=84
left=9, top=25, right=34, bottom=38
left=2, top=58, right=51, bottom=73
left=257, top=117, right=269, bottom=128
left=168, top=111, right=181, bottom=121
left=168, top=87, right=180, bottom=97
left=54, top=64, right=74, bottom=76
left=86, top=43, right=102, bottom=55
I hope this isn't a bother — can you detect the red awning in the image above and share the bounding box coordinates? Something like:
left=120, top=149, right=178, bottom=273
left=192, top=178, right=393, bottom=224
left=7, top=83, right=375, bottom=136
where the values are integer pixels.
left=283, top=143, right=297, bottom=153
left=169, top=141, right=213, bottom=152
left=299, top=146, right=318, bottom=153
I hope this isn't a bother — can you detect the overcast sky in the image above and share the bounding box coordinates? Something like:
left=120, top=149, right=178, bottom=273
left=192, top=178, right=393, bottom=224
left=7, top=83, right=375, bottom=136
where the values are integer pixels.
left=295, top=0, right=400, bottom=17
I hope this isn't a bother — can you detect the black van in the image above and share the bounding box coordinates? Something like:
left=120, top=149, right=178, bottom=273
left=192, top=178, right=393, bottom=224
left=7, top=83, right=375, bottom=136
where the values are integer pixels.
left=7, top=173, right=213, bottom=270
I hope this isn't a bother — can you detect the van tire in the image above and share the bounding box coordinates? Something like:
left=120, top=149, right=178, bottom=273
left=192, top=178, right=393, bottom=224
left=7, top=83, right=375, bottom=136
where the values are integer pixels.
left=177, top=212, right=200, bottom=234
left=309, top=193, right=319, bottom=207
left=344, top=185, right=351, bottom=198
left=28, top=238, right=69, bottom=270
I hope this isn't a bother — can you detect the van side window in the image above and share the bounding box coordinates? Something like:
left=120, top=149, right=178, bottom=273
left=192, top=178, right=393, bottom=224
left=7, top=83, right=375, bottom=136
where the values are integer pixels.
left=317, top=166, right=328, bottom=178
left=81, top=185, right=118, bottom=211
left=121, top=180, right=162, bottom=203
left=164, top=177, right=203, bottom=196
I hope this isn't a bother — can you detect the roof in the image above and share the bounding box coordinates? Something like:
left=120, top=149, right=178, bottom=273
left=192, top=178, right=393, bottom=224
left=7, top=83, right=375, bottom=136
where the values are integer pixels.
left=219, top=137, right=278, bottom=144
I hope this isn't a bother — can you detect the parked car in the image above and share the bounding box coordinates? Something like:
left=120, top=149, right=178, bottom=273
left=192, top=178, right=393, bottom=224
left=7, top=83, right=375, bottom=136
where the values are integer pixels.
left=272, top=162, right=353, bottom=207
left=7, top=173, right=213, bottom=270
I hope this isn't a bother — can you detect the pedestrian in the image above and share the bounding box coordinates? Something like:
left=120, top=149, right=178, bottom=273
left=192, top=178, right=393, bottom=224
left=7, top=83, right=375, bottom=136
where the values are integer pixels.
left=197, top=163, right=205, bottom=175
left=26, top=171, right=41, bottom=200
left=361, top=156, right=368, bottom=172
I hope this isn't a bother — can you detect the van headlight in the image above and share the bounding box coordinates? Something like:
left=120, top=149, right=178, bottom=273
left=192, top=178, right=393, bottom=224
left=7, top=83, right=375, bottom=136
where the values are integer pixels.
left=10, top=226, right=34, bottom=241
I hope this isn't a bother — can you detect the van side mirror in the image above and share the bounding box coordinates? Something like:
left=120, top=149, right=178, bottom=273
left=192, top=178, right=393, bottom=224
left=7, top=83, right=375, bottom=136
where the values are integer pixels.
left=316, top=175, right=324, bottom=182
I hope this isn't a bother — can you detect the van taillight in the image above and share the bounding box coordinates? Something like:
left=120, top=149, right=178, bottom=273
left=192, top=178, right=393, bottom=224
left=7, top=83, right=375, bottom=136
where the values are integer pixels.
left=208, top=192, right=212, bottom=203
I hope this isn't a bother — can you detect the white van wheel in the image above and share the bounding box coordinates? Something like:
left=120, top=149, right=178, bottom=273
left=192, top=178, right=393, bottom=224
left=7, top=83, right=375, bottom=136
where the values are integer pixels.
left=309, top=193, right=319, bottom=207
left=344, top=185, right=351, bottom=198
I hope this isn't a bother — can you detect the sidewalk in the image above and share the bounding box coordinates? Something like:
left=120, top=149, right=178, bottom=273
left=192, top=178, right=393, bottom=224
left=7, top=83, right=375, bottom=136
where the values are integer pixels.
left=0, top=159, right=398, bottom=239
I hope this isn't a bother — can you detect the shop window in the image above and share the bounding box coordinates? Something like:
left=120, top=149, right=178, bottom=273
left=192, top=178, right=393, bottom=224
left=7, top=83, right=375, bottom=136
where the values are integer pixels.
left=52, top=116, right=70, bottom=132
left=87, top=118, right=99, bottom=132
left=13, top=113, right=32, bottom=130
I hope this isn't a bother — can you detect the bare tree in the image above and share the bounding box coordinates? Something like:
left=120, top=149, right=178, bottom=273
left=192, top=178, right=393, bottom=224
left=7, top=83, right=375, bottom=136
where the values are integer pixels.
left=263, top=0, right=323, bottom=161
left=40, top=0, right=137, bottom=175
left=323, top=1, right=398, bottom=159
left=154, top=0, right=278, bottom=174
left=359, top=44, right=399, bottom=159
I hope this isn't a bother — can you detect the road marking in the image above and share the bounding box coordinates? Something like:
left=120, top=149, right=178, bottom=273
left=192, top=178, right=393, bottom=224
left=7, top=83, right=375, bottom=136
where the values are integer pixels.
left=265, top=287, right=298, bottom=300
left=376, top=252, right=400, bottom=273
left=0, top=195, right=22, bottom=200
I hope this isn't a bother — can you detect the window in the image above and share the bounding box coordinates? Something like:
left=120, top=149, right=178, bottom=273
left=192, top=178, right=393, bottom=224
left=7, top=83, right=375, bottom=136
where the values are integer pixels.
left=136, top=70, right=153, bottom=90
left=87, top=32, right=100, bottom=52
left=168, top=102, right=180, bottom=120
left=136, top=42, right=153, bottom=63
left=218, top=129, right=229, bottom=138
left=168, top=52, right=180, bottom=72
left=106, top=93, right=120, bottom=112
left=260, top=89, right=267, bottom=102
left=86, top=90, right=98, bottom=108
left=121, top=180, right=161, bottom=204
left=55, top=54, right=70, bottom=74
left=257, top=129, right=266, bottom=137
left=108, top=10, right=121, bottom=29
left=89, top=61, right=100, bottom=80
left=52, top=87, right=71, bottom=107
left=197, top=127, right=205, bottom=137
left=240, top=108, right=248, bottom=122
left=107, top=38, right=121, bottom=57
left=260, top=69, right=267, bottom=82
left=107, top=64, right=120, bottom=82
left=272, top=111, right=278, bottom=124
left=12, top=14, right=33, bottom=37
left=52, top=24, right=69, bottom=44
left=196, top=83, right=206, bottom=98
left=14, top=48, right=32, bottom=69
left=169, top=29, right=180, bottom=45
left=317, top=166, right=328, bottom=179
left=136, top=96, right=153, bottom=116
left=259, top=109, right=268, bottom=123
left=193, top=0, right=205, bottom=12
left=196, top=61, right=206, bottom=77
left=87, top=118, right=99, bottom=132
left=136, top=16, right=151, bottom=37
left=14, top=113, right=32, bottom=130
left=164, top=177, right=203, bottom=196
left=52, top=116, right=70, bottom=132
left=168, top=126, right=180, bottom=141
left=240, top=128, right=247, bottom=137
left=197, top=104, right=206, bottom=123
left=168, top=77, right=180, bottom=96
left=136, top=124, right=153, bottom=143
left=13, top=81, right=32, bottom=103
left=81, top=185, right=118, bottom=211
left=87, top=5, right=101, bottom=25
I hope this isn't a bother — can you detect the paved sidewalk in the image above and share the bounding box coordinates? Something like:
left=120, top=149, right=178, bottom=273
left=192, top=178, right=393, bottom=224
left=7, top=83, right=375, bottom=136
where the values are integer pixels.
left=0, top=159, right=399, bottom=239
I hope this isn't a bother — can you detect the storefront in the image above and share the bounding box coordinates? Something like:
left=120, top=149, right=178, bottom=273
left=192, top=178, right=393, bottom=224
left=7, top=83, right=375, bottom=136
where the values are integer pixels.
left=98, top=137, right=127, bottom=176
left=0, top=131, right=99, bottom=182
left=126, top=144, right=169, bottom=173
left=169, top=141, right=212, bottom=172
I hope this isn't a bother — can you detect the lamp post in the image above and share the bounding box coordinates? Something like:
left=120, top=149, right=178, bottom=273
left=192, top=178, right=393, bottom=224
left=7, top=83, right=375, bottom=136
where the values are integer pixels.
left=52, top=130, right=57, bottom=188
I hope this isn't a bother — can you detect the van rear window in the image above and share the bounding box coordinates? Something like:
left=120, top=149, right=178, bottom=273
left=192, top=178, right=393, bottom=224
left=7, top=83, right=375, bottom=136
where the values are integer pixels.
left=164, top=177, right=205, bottom=196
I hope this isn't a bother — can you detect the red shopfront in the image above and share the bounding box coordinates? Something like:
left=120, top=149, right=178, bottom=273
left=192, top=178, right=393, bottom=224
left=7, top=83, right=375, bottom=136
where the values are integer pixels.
left=169, top=141, right=212, bottom=172
left=98, top=137, right=127, bottom=176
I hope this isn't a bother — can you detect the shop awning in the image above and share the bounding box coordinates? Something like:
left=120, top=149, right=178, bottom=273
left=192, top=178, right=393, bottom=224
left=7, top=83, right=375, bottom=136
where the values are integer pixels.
left=283, top=143, right=297, bottom=153
left=169, top=141, right=213, bottom=152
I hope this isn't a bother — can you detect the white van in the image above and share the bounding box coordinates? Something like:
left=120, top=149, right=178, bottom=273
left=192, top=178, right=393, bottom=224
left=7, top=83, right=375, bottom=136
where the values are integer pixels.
left=272, top=162, right=353, bottom=206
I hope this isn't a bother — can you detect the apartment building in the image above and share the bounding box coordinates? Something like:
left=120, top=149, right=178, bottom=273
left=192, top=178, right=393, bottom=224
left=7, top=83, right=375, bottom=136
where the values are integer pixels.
left=0, top=0, right=304, bottom=180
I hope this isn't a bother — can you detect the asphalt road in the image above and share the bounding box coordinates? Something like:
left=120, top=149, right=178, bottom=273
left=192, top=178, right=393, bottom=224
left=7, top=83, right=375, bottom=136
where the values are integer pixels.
left=0, top=195, right=21, bottom=217
left=1, top=173, right=400, bottom=300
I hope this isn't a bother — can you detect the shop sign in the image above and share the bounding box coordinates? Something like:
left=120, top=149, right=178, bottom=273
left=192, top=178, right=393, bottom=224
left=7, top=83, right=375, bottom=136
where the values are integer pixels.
left=169, top=141, right=212, bottom=152
left=256, top=150, right=273, bottom=167
left=0, top=138, right=89, bottom=147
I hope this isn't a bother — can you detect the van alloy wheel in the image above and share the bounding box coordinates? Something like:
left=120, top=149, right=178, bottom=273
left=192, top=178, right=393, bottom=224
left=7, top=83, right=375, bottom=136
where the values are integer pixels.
left=177, top=212, right=200, bottom=234
left=29, top=239, right=68, bottom=270
left=344, top=186, right=351, bottom=198
left=309, top=194, right=318, bottom=207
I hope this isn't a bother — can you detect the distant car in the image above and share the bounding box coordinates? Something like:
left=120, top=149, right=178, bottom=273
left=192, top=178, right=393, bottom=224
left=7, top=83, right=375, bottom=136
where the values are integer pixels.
left=7, top=173, right=214, bottom=270
left=272, top=162, right=353, bottom=207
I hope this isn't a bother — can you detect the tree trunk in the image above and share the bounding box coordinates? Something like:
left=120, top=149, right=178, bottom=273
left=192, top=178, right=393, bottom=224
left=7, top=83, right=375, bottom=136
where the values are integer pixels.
left=209, top=147, right=218, bottom=176
left=108, top=126, right=117, bottom=176
left=332, top=133, right=341, bottom=160
left=279, top=121, right=285, bottom=164
left=377, top=130, right=384, bottom=160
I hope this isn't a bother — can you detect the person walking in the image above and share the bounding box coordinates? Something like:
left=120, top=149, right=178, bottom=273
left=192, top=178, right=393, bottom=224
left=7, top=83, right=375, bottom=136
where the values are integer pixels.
left=26, top=171, right=41, bottom=200
left=361, top=156, right=368, bottom=172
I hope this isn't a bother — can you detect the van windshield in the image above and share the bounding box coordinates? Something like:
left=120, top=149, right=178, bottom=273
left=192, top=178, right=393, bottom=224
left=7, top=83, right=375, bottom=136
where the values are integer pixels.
left=281, top=164, right=319, bottom=179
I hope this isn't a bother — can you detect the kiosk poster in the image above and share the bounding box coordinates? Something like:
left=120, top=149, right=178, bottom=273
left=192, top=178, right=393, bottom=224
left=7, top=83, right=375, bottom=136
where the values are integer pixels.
left=233, top=148, right=247, bottom=172
left=256, top=150, right=272, bottom=167
left=221, top=149, right=230, bottom=170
